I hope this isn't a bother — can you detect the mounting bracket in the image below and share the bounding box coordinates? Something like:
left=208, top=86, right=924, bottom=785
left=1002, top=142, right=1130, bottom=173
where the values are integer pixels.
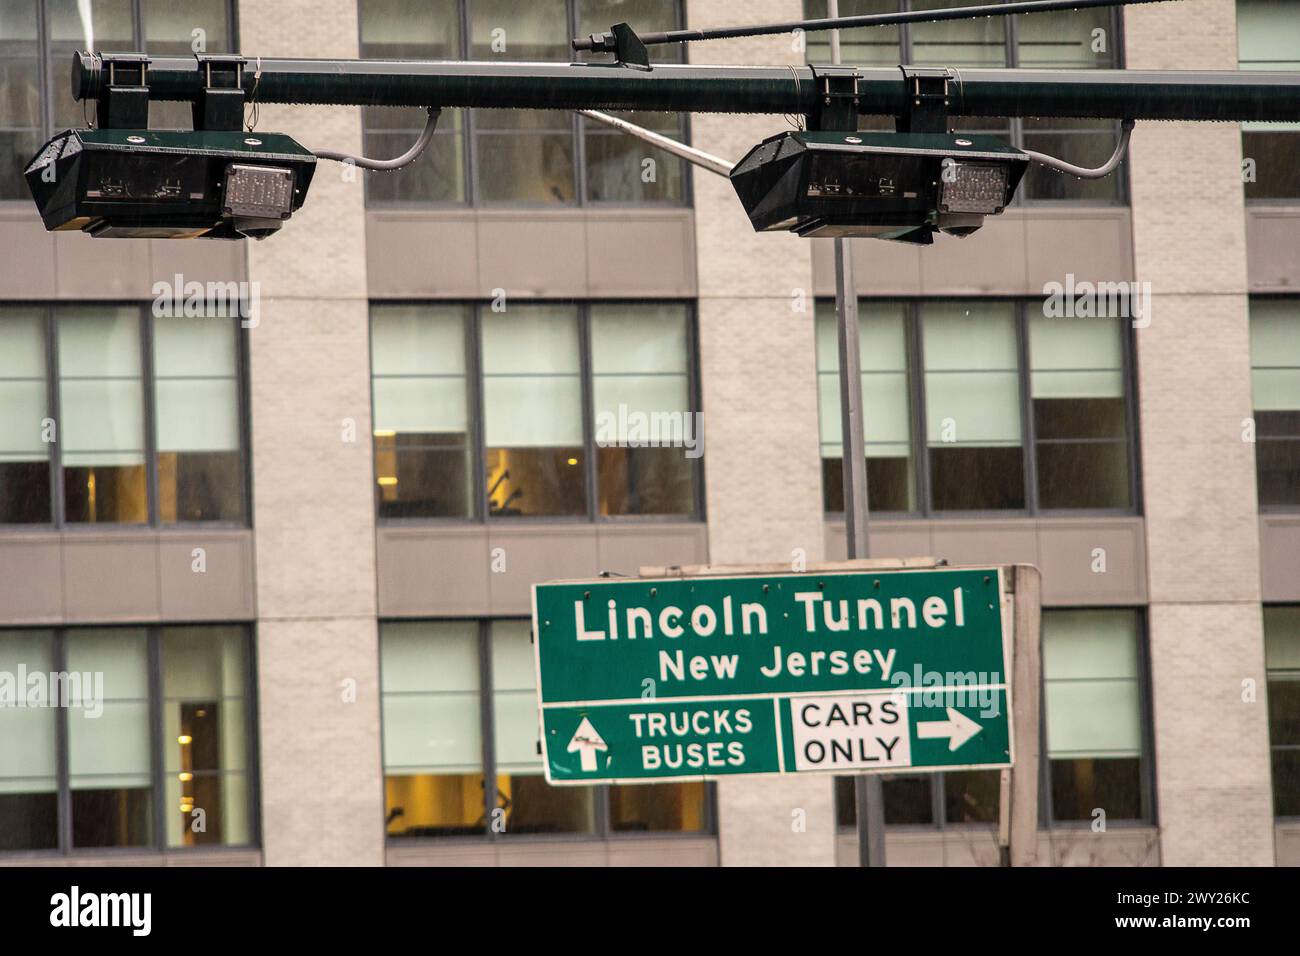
left=193, top=54, right=248, bottom=131
left=95, top=53, right=151, bottom=129
left=807, top=65, right=862, bottom=131
left=897, top=66, right=960, bottom=133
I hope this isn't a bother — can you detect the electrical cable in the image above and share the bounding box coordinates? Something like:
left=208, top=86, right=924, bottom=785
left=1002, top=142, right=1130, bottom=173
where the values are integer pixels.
left=312, top=107, right=440, bottom=169
left=1022, top=118, right=1134, bottom=179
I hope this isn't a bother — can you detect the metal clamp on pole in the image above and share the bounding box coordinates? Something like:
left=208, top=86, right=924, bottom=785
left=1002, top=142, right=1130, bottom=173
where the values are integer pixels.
left=808, top=65, right=861, bottom=131
left=898, top=66, right=960, bottom=133
left=94, top=52, right=151, bottom=129
left=193, top=54, right=248, bottom=131
left=578, top=22, right=651, bottom=69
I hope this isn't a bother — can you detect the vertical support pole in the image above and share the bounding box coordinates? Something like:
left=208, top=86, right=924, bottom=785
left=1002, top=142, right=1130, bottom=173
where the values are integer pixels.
left=1008, top=564, right=1042, bottom=866
left=826, top=0, right=886, bottom=870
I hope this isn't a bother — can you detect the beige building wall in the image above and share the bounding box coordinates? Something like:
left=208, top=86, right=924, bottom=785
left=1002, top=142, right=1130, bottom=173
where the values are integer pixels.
left=239, top=0, right=387, bottom=866
left=1124, top=0, right=1275, bottom=865
left=688, top=0, right=837, bottom=867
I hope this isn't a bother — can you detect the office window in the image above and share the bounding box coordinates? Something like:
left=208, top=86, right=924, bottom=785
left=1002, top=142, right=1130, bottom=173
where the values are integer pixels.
left=1264, top=607, right=1300, bottom=818
left=0, top=625, right=255, bottom=854
left=0, top=2, right=236, bottom=199
left=0, top=629, right=58, bottom=850
left=358, top=0, right=688, bottom=206
left=370, top=302, right=701, bottom=521
left=0, top=307, right=50, bottom=522
left=371, top=306, right=473, bottom=519
left=58, top=307, right=148, bottom=524
left=1250, top=298, right=1300, bottom=507
left=0, top=304, right=247, bottom=527
left=381, top=621, right=486, bottom=837
left=590, top=304, right=696, bottom=516
left=817, top=299, right=1138, bottom=516
left=152, top=312, right=243, bottom=522
left=482, top=305, right=586, bottom=516
left=0, top=1, right=40, bottom=201
left=380, top=620, right=710, bottom=839
left=924, top=301, right=1024, bottom=511
left=816, top=302, right=915, bottom=513
left=836, top=609, right=1151, bottom=830
left=1043, top=609, right=1149, bottom=822
left=802, top=0, right=1125, bottom=203
left=1029, top=314, right=1131, bottom=509
left=1238, top=0, right=1300, bottom=200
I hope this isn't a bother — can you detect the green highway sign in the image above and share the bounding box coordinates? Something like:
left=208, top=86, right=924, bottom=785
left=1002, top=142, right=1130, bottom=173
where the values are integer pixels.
left=532, top=566, right=1015, bottom=784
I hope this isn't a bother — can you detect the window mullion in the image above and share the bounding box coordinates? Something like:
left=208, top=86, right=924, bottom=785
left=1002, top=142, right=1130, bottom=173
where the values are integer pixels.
left=141, top=307, right=160, bottom=525
left=478, top=620, right=497, bottom=838
left=148, top=626, right=166, bottom=849
left=46, top=306, right=63, bottom=528
left=579, top=305, right=597, bottom=520
left=907, top=301, right=931, bottom=515
left=469, top=305, right=488, bottom=520
left=1017, top=303, right=1039, bottom=514
left=54, top=629, right=71, bottom=853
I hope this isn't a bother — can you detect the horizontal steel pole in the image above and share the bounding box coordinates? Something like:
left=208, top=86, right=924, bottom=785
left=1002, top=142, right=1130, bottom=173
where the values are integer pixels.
left=72, top=53, right=1300, bottom=122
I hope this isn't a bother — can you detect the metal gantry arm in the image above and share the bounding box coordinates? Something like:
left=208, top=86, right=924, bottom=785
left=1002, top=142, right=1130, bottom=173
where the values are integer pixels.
left=72, top=52, right=1300, bottom=125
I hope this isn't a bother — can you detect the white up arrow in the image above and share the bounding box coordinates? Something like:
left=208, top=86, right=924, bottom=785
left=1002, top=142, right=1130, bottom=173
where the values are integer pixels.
left=916, top=708, right=983, bottom=751
left=567, top=717, right=608, bottom=772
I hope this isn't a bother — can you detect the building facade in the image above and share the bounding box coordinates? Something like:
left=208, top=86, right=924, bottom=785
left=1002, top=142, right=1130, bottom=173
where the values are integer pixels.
left=0, top=0, right=1296, bottom=867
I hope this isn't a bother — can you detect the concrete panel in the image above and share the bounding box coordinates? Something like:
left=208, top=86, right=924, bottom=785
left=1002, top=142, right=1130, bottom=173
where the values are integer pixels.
left=1024, top=207, right=1134, bottom=293
left=1036, top=518, right=1148, bottom=606
left=384, top=836, right=718, bottom=866
left=0, top=214, right=57, bottom=298
left=1260, top=515, right=1300, bottom=603
left=53, top=231, right=153, bottom=299
left=62, top=534, right=160, bottom=622
left=475, top=215, right=588, bottom=296
left=366, top=212, right=481, bottom=298
left=376, top=525, right=491, bottom=617
left=823, top=520, right=934, bottom=563
left=918, top=215, right=1030, bottom=296
left=606, top=837, right=719, bottom=867
left=487, top=526, right=601, bottom=615
left=598, top=522, right=709, bottom=576
left=929, top=520, right=1040, bottom=568
left=1046, top=828, right=1161, bottom=867
left=586, top=212, right=698, bottom=298
left=256, top=617, right=384, bottom=867
left=1246, top=207, right=1300, bottom=293
left=0, top=536, right=63, bottom=623
left=157, top=532, right=256, bottom=621
left=147, top=237, right=246, bottom=287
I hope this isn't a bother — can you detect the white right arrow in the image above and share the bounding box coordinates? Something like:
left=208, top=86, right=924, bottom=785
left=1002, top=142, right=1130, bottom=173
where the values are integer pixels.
left=566, top=717, right=608, bottom=772
left=916, top=707, right=983, bottom=751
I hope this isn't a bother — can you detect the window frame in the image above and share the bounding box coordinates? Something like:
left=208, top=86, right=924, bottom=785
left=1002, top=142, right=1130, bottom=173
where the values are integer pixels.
left=355, top=0, right=694, bottom=211
left=1264, top=603, right=1300, bottom=821
left=369, top=299, right=706, bottom=525
left=379, top=616, right=717, bottom=845
left=834, top=606, right=1157, bottom=832
left=0, top=301, right=252, bottom=531
left=1249, top=294, right=1300, bottom=513
left=819, top=297, right=1142, bottom=519
left=0, top=622, right=260, bottom=859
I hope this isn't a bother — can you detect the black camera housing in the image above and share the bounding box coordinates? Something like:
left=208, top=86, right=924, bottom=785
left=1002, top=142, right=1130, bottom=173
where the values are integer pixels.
left=730, top=130, right=1029, bottom=244
left=26, top=128, right=317, bottom=240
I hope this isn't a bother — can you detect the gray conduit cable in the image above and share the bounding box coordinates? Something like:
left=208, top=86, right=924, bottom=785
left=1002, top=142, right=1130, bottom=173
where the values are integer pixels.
left=313, top=107, right=441, bottom=169
left=1022, top=118, right=1134, bottom=179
